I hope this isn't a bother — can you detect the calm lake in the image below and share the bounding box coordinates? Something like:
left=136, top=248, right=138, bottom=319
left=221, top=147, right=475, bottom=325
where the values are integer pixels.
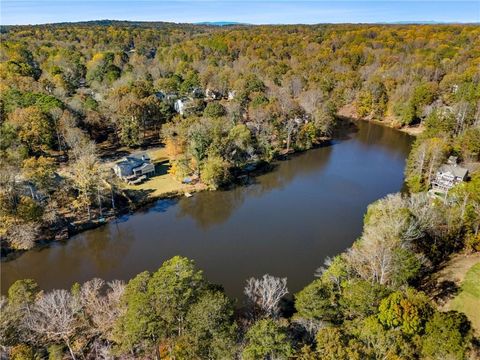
left=1, top=120, right=413, bottom=299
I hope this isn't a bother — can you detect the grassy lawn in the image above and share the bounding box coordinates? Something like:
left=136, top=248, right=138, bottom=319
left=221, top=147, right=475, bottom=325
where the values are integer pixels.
left=449, top=262, right=480, bottom=335
left=122, top=147, right=205, bottom=198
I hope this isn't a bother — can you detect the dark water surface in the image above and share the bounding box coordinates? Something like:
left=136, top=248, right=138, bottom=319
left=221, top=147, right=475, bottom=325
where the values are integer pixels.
left=1, top=121, right=413, bottom=298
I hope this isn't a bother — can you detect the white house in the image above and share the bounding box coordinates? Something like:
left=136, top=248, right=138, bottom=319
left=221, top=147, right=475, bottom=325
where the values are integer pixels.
left=431, top=156, right=468, bottom=192
left=227, top=90, right=236, bottom=100
left=174, top=98, right=188, bottom=115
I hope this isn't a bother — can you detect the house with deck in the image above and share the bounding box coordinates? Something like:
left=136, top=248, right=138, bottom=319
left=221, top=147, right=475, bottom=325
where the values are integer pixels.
left=113, top=153, right=155, bottom=184
left=431, top=156, right=469, bottom=192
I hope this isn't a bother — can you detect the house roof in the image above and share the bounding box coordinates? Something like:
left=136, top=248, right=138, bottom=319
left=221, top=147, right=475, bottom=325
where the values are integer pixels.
left=115, top=154, right=150, bottom=177
left=438, top=164, right=468, bottom=179
left=135, top=162, right=154, bottom=171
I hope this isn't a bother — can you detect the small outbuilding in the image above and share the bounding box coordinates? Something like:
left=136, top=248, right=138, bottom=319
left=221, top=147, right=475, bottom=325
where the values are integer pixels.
left=155, top=91, right=166, bottom=100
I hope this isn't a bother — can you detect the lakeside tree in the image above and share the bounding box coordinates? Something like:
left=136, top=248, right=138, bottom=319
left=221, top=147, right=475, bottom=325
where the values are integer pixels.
left=345, top=194, right=423, bottom=287
left=378, top=288, right=433, bottom=335
left=22, top=156, right=57, bottom=194
left=111, top=256, right=238, bottom=358
left=23, top=289, right=82, bottom=359
left=242, top=319, right=293, bottom=360
left=244, top=274, right=288, bottom=320
left=421, top=311, right=472, bottom=360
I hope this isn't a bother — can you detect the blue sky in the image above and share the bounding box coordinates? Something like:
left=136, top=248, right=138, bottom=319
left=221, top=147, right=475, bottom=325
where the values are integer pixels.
left=1, top=1, right=479, bottom=25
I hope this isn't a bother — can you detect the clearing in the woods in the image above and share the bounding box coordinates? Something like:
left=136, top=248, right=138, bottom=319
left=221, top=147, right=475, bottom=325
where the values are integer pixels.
left=432, top=253, right=480, bottom=336
left=122, top=147, right=206, bottom=198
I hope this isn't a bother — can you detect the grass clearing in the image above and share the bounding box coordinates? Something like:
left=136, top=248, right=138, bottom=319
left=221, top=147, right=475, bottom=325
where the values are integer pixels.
left=430, top=253, right=480, bottom=336
left=449, top=262, right=480, bottom=335
left=122, top=147, right=206, bottom=198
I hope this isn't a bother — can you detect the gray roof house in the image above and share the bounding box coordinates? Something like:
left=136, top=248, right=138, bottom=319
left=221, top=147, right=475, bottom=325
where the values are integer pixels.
left=431, top=157, right=468, bottom=192
left=155, top=91, right=166, bottom=100
left=113, top=153, right=155, bottom=183
left=191, top=87, right=204, bottom=99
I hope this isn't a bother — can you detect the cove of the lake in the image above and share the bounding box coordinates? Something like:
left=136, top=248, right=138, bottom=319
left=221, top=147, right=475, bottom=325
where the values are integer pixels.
left=1, top=120, right=413, bottom=299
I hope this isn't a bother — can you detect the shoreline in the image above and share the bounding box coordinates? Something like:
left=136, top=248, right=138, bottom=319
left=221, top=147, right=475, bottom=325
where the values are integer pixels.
left=1, top=145, right=320, bottom=261
left=0, top=184, right=207, bottom=262
left=337, top=105, right=423, bottom=137
left=1, top=117, right=412, bottom=261
left=362, top=117, right=424, bottom=137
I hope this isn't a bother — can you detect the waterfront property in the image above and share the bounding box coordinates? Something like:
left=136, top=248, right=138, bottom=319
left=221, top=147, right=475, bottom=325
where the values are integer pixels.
left=1, top=121, right=413, bottom=298
left=113, top=153, right=155, bottom=183
left=431, top=156, right=469, bottom=192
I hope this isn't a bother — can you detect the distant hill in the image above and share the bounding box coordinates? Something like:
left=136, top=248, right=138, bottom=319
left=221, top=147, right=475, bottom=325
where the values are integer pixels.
left=194, top=21, right=248, bottom=26
left=1, top=19, right=251, bottom=30
left=2, top=19, right=476, bottom=29
left=390, top=20, right=446, bottom=24
left=2, top=19, right=209, bottom=29
left=380, top=20, right=478, bottom=25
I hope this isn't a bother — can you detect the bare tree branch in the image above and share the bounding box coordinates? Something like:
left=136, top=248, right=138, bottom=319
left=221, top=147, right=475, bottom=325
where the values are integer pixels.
left=244, top=274, right=288, bottom=319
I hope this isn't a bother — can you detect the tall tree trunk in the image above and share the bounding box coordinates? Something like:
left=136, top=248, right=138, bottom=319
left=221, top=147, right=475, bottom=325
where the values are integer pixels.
left=143, top=116, right=147, bottom=140
left=97, top=186, right=103, bottom=218
left=110, top=186, right=116, bottom=211
left=65, top=339, right=76, bottom=360
left=286, top=131, right=291, bottom=152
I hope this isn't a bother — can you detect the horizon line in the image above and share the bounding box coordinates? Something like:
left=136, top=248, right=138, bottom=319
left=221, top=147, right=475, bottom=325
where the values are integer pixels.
left=2, top=19, right=479, bottom=27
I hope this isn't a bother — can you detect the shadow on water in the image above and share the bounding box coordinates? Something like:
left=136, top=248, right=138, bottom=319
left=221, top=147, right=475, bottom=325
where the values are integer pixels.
left=336, top=117, right=412, bottom=158
left=175, top=143, right=334, bottom=230
left=1, top=224, right=136, bottom=291
left=65, top=225, right=135, bottom=275
left=114, top=213, right=132, bottom=224
left=355, top=121, right=412, bottom=157
left=149, top=198, right=178, bottom=213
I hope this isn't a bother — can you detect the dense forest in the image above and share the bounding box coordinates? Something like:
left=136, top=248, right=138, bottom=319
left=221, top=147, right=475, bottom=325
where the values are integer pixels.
left=1, top=21, right=480, bottom=359
left=1, top=22, right=479, bottom=251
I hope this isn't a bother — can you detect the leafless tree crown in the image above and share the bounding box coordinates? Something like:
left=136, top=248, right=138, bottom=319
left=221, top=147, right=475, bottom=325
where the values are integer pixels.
left=244, top=274, right=288, bottom=319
